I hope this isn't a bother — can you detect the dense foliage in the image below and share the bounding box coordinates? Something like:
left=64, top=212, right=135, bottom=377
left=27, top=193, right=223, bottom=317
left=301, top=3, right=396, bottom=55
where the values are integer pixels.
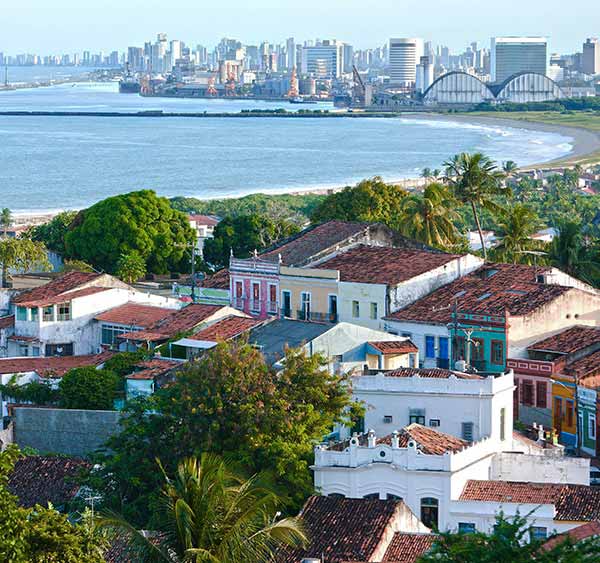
left=0, top=378, right=59, bottom=406
left=65, top=190, right=195, bottom=274
left=90, top=341, right=358, bottom=527
left=473, top=96, right=600, bottom=113
left=203, top=214, right=299, bottom=268
left=0, top=237, right=50, bottom=288
left=29, top=211, right=77, bottom=255
left=115, top=250, right=147, bottom=284
left=59, top=367, right=120, bottom=411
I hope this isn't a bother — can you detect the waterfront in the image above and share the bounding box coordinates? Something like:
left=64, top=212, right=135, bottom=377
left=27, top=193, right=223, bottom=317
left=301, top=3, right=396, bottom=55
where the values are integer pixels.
left=0, top=82, right=577, bottom=212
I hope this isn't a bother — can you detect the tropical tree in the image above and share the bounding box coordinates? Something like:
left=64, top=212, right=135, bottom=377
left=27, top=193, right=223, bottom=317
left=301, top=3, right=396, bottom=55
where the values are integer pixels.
left=549, top=220, right=600, bottom=285
left=502, top=160, right=518, bottom=176
left=59, top=367, right=120, bottom=411
left=116, top=251, right=147, bottom=284
left=0, top=237, right=50, bottom=288
left=30, top=210, right=77, bottom=254
left=489, top=204, right=546, bottom=265
left=99, top=454, right=306, bottom=563
left=444, top=153, right=510, bottom=260
left=421, top=168, right=433, bottom=183
left=0, top=208, right=11, bottom=237
left=400, top=183, right=461, bottom=249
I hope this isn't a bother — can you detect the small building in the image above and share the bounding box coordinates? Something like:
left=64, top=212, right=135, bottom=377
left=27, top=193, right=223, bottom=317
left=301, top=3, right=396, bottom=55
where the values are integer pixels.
left=188, top=214, right=219, bottom=255
left=124, top=358, right=181, bottom=400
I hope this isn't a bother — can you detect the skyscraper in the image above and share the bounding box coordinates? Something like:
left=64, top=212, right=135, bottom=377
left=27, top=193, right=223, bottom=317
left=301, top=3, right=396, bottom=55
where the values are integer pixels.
left=301, top=40, right=344, bottom=79
left=491, top=37, right=547, bottom=82
left=388, top=38, right=424, bottom=85
left=286, top=37, right=295, bottom=70
left=583, top=38, right=600, bottom=75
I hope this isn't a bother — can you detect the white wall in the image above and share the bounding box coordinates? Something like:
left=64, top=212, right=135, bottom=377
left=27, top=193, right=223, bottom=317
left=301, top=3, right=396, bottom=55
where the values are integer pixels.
left=384, top=320, right=450, bottom=369
left=491, top=452, right=590, bottom=485
left=337, top=282, right=387, bottom=330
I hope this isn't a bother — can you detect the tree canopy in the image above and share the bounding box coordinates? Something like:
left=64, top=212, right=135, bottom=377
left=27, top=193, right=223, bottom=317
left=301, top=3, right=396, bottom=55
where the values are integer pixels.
left=64, top=190, right=195, bottom=274
left=59, top=367, right=120, bottom=411
left=30, top=211, right=77, bottom=255
left=0, top=237, right=50, bottom=288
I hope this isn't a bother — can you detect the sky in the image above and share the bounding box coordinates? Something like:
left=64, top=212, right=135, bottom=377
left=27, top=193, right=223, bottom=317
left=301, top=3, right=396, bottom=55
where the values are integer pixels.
left=2, top=0, right=598, bottom=55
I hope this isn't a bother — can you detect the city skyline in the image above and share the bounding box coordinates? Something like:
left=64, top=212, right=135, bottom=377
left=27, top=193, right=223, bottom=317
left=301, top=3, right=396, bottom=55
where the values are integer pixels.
left=3, top=0, right=599, bottom=54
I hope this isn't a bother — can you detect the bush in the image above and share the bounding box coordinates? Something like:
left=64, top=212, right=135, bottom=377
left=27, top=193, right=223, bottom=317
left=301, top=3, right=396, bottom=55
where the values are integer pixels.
left=59, top=367, right=120, bottom=410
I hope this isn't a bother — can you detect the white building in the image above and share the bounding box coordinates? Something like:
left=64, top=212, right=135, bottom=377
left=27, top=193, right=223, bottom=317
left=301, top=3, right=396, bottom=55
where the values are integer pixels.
left=301, top=41, right=344, bottom=79
left=188, top=214, right=219, bottom=256
left=389, top=38, right=424, bottom=85
left=491, top=37, right=547, bottom=83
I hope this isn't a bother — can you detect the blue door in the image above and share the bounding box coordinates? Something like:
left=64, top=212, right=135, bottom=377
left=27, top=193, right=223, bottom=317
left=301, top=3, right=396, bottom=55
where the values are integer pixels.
left=439, top=337, right=449, bottom=359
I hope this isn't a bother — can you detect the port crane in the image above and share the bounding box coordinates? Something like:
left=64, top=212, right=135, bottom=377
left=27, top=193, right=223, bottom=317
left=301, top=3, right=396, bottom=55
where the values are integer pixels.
left=287, top=66, right=299, bottom=98
left=224, top=72, right=237, bottom=96
left=352, top=65, right=366, bottom=106
left=207, top=77, right=217, bottom=96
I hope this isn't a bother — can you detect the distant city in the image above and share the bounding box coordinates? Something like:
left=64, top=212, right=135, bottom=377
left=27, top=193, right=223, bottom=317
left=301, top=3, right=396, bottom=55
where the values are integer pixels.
left=1, top=34, right=599, bottom=106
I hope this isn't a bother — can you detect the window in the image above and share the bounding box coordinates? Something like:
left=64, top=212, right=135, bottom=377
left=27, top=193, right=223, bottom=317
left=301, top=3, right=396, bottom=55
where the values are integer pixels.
left=566, top=400, right=574, bottom=427
left=234, top=281, right=243, bottom=308
left=462, top=422, right=474, bottom=442
left=352, top=300, right=360, bottom=318
left=458, top=522, right=476, bottom=534
left=554, top=397, right=563, bottom=429
left=522, top=380, right=534, bottom=406
left=30, top=307, right=39, bottom=322
left=409, top=409, right=425, bottom=425
left=16, top=307, right=27, bottom=321
left=383, top=415, right=393, bottom=424
left=31, top=347, right=40, bottom=357
left=251, top=283, right=260, bottom=312
left=420, top=498, right=439, bottom=529
left=43, top=306, right=54, bottom=322
left=425, top=336, right=435, bottom=359
left=429, top=419, right=440, bottom=427
left=57, top=303, right=71, bottom=321
left=281, top=290, right=291, bottom=318
left=530, top=527, right=547, bottom=541
left=328, top=295, right=338, bottom=322
left=45, top=343, right=74, bottom=357
left=590, top=415, right=597, bottom=440
left=102, top=324, right=139, bottom=346
left=300, top=292, right=311, bottom=320
left=268, top=284, right=277, bottom=313
left=18, top=344, right=28, bottom=357
left=491, top=340, right=504, bottom=365
left=370, top=302, right=378, bottom=320
left=438, top=337, right=449, bottom=360
left=471, top=338, right=485, bottom=361
left=500, top=407, right=506, bottom=442
left=536, top=381, right=547, bottom=408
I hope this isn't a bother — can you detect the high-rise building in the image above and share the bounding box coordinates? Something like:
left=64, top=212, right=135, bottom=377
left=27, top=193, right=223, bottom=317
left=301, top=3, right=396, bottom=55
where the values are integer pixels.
left=301, top=40, right=344, bottom=79
left=388, top=38, right=424, bottom=85
left=582, top=38, right=600, bottom=75
left=491, top=37, right=547, bottom=82
left=286, top=37, right=295, bottom=70
left=343, top=43, right=354, bottom=73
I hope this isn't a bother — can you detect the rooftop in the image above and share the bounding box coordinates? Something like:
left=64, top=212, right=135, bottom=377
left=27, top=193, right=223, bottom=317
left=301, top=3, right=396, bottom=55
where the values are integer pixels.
left=387, top=263, right=568, bottom=324
left=367, top=340, right=419, bottom=355
left=277, top=495, right=403, bottom=563
left=16, top=286, right=111, bottom=308
left=188, top=214, right=219, bottom=226
left=201, top=268, right=230, bottom=289
left=459, top=480, right=600, bottom=522
left=95, top=302, right=174, bottom=328
left=565, top=349, right=600, bottom=380
left=542, top=521, right=600, bottom=551
left=382, top=533, right=438, bottom=563
left=187, top=315, right=261, bottom=343
left=9, top=455, right=90, bottom=509
left=316, top=245, right=461, bottom=286
left=528, top=325, right=600, bottom=355
left=0, top=351, right=113, bottom=378
left=379, top=367, right=484, bottom=380
left=0, top=315, right=15, bottom=330
left=12, top=271, right=104, bottom=307
left=126, top=359, right=181, bottom=381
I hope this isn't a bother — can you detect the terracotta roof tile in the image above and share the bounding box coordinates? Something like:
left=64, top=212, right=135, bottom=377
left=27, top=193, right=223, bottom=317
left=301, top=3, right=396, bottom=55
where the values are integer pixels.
left=188, top=214, right=220, bottom=226
left=17, top=286, right=111, bottom=308
left=387, top=263, right=568, bottom=324
left=381, top=367, right=484, bottom=380
left=188, top=315, right=261, bottom=342
left=565, top=349, right=600, bottom=379
left=543, top=521, right=600, bottom=551
left=277, top=495, right=401, bottom=563
left=368, top=340, right=419, bottom=354
left=528, top=326, right=600, bottom=355
left=0, top=351, right=113, bottom=378
left=316, top=245, right=461, bottom=285
left=460, top=480, right=600, bottom=521
left=0, top=315, right=14, bottom=329
left=12, top=271, right=102, bottom=305
left=126, top=359, right=181, bottom=380
left=119, top=304, right=224, bottom=342
left=9, top=455, right=90, bottom=509
left=382, top=533, right=438, bottom=563
left=201, top=268, right=230, bottom=289
left=95, top=303, right=174, bottom=327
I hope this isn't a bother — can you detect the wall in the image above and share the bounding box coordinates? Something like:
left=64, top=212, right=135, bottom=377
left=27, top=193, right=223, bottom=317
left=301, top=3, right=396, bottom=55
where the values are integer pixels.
left=491, top=452, right=589, bottom=485
left=13, top=407, right=122, bottom=457
left=337, top=281, right=387, bottom=330
left=279, top=266, right=339, bottom=321
left=384, top=320, right=450, bottom=369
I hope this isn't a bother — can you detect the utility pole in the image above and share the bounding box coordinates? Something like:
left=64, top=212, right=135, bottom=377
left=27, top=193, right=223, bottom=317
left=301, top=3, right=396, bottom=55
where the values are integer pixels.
left=176, top=240, right=199, bottom=303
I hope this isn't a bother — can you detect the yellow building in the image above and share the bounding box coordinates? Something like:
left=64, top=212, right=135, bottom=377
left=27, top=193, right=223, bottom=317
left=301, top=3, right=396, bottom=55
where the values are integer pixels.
left=552, top=373, right=578, bottom=447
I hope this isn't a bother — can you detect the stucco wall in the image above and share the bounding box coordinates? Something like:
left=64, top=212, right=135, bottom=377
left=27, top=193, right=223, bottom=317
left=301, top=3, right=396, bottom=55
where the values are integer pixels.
left=384, top=320, right=450, bottom=369
left=337, top=282, right=387, bottom=330
left=491, top=452, right=589, bottom=485
left=14, top=407, right=122, bottom=457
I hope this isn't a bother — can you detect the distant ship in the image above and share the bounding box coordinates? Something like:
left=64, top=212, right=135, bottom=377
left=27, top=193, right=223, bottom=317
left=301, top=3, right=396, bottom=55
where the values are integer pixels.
left=119, top=77, right=141, bottom=94
left=289, top=96, right=317, bottom=105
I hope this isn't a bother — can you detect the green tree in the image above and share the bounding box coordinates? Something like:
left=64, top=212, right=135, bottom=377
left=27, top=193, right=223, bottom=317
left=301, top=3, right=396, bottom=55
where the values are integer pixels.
left=59, top=367, right=120, bottom=410
left=489, top=204, right=546, bottom=264
left=310, top=177, right=408, bottom=228
left=502, top=160, right=518, bottom=176
left=102, top=351, right=147, bottom=377
left=0, top=238, right=50, bottom=288
left=0, top=208, right=12, bottom=237
left=30, top=211, right=77, bottom=255
left=61, top=259, right=95, bottom=273
left=91, top=341, right=357, bottom=526
left=99, top=454, right=306, bottom=563
left=116, top=251, right=147, bottom=284
left=64, top=190, right=195, bottom=274
left=400, top=183, right=461, bottom=249
left=203, top=214, right=299, bottom=269
left=549, top=220, right=600, bottom=285
left=418, top=512, right=600, bottom=563
left=444, top=153, right=510, bottom=260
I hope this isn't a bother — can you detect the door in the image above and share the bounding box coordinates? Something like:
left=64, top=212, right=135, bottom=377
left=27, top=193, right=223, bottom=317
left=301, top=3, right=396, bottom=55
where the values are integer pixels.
left=328, top=295, right=338, bottom=322
left=282, top=291, right=291, bottom=318
left=438, top=337, right=449, bottom=369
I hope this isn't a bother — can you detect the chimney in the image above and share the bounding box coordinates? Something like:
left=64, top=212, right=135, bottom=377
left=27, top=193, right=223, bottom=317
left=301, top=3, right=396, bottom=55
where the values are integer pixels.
left=367, top=429, right=376, bottom=448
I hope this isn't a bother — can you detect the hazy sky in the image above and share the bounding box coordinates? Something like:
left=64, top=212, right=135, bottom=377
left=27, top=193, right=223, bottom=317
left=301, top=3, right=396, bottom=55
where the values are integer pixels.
left=2, top=0, right=597, bottom=54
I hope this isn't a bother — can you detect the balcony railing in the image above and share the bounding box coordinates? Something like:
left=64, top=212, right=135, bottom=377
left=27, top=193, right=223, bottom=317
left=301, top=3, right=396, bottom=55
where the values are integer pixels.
left=293, top=309, right=338, bottom=323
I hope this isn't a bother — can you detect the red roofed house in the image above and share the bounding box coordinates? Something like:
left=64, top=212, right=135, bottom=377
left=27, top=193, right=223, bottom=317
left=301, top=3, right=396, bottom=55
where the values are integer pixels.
left=7, top=271, right=181, bottom=358
left=188, top=214, right=219, bottom=256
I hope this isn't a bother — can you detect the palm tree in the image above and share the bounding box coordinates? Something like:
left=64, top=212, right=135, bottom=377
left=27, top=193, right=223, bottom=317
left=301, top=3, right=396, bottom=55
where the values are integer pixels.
left=99, top=454, right=306, bottom=563
left=421, top=168, right=432, bottom=184
left=400, top=183, right=461, bottom=249
left=502, top=160, right=518, bottom=176
left=431, top=169, right=441, bottom=180
left=0, top=208, right=11, bottom=238
left=444, top=152, right=510, bottom=260
left=490, top=204, right=546, bottom=264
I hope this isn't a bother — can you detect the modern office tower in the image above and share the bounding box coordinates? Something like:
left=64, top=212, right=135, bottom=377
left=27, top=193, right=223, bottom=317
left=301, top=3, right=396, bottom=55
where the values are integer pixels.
left=301, top=40, right=344, bottom=79
left=127, top=47, right=143, bottom=70
left=416, top=55, right=434, bottom=93
left=170, top=40, right=182, bottom=64
left=343, top=43, right=354, bottom=73
left=583, top=38, right=600, bottom=75
left=491, top=37, right=547, bottom=82
left=388, top=38, right=424, bottom=85
left=286, top=37, right=295, bottom=70
left=82, top=51, right=90, bottom=65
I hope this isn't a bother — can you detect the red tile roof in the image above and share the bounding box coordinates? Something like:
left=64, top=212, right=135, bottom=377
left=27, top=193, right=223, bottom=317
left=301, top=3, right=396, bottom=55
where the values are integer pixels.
left=188, top=214, right=219, bottom=226
left=460, top=480, right=600, bottom=521
left=277, top=495, right=403, bottom=563
left=119, top=304, right=224, bottom=342
left=316, top=245, right=461, bottom=286
left=17, top=286, right=111, bottom=308
left=565, top=349, right=600, bottom=380
left=95, top=303, right=174, bottom=327
left=0, top=351, right=113, bottom=378
left=201, top=268, right=230, bottom=289
left=12, top=271, right=103, bottom=305
left=387, top=263, right=569, bottom=324
left=368, top=340, right=419, bottom=354
left=187, top=315, right=261, bottom=342
left=382, top=533, right=438, bottom=563
left=9, top=455, right=90, bottom=508
left=382, top=367, right=484, bottom=380
left=0, top=315, right=14, bottom=329
left=542, top=521, right=600, bottom=551
left=528, top=326, right=600, bottom=355
left=126, top=359, right=181, bottom=380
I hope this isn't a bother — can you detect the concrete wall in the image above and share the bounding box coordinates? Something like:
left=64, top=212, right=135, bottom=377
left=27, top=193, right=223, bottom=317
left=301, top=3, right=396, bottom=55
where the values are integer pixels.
left=13, top=407, right=122, bottom=457
left=491, top=452, right=589, bottom=485
left=337, top=282, right=387, bottom=330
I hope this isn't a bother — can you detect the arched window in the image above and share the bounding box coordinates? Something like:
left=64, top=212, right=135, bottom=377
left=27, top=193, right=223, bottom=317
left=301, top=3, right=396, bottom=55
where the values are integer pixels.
left=420, top=497, right=439, bottom=529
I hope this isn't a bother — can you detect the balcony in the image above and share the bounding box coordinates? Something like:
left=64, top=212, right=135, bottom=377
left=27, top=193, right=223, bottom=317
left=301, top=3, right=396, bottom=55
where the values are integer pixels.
left=295, top=310, right=338, bottom=323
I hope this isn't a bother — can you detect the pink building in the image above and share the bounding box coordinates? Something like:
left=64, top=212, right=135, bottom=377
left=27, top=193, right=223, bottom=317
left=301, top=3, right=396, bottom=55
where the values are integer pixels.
left=229, top=256, right=279, bottom=319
